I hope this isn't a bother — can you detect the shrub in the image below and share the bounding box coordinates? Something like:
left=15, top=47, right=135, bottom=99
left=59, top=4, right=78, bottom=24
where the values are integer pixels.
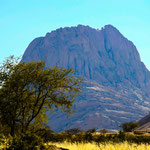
left=35, top=127, right=54, bottom=142
left=64, top=128, right=82, bottom=135
left=99, top=128, right=108, bottom=133
left=119, top=122, right=140, bottom=132
left=86, top=128, right=96, bottom=133
left=7, top=134, right=46, bottom=150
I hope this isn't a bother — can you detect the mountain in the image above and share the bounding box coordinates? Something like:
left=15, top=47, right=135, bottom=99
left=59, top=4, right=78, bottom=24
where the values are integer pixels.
left=22, top=25, right=150, bottom=132
left=137, top=113, right=150, bottom=126
left=133, top=113, right=150, bottom=132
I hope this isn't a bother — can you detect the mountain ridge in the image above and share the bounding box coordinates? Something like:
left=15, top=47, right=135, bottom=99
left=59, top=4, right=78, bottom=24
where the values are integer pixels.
left=22, top=24, right=150, bottom=132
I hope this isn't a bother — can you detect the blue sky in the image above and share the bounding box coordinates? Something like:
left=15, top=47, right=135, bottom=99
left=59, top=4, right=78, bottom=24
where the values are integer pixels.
left=0, top=0, right=150, bottom=69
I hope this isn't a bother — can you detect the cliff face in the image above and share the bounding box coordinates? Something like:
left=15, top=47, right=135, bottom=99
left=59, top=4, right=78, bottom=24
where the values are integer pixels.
left=22, top=25, right=150, bottom=132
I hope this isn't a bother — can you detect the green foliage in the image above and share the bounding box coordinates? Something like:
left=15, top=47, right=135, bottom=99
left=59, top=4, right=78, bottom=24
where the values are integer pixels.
left=86, top=128, right=96, bottom=133
left=119, top=122, right=140, bottom=132
left=35, top=131, right=150, bottom=145
left=0, top=55, right=82, bottom=136
left=84, top=132, right=93, bottom=142
left=99, top=128, right=108, bottom=133
left=0, top=134, right=12, bottom=149
left=35, top=126, right=54, bottom=142
left=64, top=128, right=83, bottom=135
left=7, top=133, right=46, bottom=150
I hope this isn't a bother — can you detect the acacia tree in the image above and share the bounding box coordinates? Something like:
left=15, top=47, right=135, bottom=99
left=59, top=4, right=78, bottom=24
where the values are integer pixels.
left=0, top=56, right=81, bottom=136
left=119, top=122, right=140, bottom=132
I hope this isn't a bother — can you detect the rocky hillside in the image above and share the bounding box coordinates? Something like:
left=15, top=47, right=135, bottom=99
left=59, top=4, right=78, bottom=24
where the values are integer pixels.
left=22, top=25, right=150, bottom=132
left=137, top=113, right=150, bottom=126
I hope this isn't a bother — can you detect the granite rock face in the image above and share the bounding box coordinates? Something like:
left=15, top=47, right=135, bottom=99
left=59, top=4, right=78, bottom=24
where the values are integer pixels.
left=22, top=25, right=150, bottom=132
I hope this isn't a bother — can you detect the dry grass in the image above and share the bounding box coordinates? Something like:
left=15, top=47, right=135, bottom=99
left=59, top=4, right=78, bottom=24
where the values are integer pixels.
left=47, top=141, right=150, bottom=150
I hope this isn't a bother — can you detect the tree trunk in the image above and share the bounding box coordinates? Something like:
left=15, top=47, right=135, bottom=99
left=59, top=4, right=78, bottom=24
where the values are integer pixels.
left=10, top=121, right=15, bottom=136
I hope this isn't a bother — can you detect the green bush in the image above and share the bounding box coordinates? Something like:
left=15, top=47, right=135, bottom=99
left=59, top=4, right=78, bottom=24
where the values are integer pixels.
left=64, top=128, right=82, bottom=135
left=86, top=128, right=96, bottom=133
left=35, top=127, right=54, bottom=142
left=84, top=133, right=93, bottom=142
left=99, top=128, right=108, bottom=133
left=7, top=134, right=46, bottom=150
left=119, top=122, right=140, bottom=132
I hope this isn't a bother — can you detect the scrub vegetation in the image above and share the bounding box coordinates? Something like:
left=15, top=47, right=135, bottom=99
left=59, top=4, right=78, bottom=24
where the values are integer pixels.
left=0, top=56, right=150, bottom=150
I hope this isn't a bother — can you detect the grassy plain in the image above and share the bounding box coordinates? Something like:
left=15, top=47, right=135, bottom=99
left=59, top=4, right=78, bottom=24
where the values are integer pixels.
left=47, top=142, right=150, bottom=150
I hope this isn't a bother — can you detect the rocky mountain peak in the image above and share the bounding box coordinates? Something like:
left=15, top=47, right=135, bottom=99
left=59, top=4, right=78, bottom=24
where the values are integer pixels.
left=21, top=25, right=150, bottom=132
left=22, top=24, right=150, bottom=91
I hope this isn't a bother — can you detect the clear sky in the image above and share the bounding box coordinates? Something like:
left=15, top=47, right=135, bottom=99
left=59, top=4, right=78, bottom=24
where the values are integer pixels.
left=0, top=0, right=150, bottom=69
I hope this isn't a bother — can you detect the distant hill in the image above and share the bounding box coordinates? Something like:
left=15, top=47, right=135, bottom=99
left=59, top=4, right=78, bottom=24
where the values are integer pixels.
left=133, top=113, right=150, bottom=131
left=22, top=25, right=150, bottom=132
left=138, top=113, right=150, bottom=126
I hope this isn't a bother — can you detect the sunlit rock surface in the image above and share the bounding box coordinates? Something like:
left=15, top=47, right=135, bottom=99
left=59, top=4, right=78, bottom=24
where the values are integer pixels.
left=22, top=25, right=150, bottom=132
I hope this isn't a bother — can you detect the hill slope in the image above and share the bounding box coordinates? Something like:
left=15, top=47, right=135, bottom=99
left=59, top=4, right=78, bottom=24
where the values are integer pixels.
left=22, top=25, right=150, bottom=132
